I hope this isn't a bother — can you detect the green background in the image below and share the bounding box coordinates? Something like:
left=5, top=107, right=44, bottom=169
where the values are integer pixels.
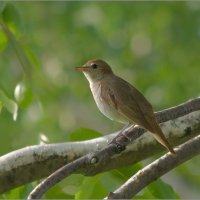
left=0, top=1, right=200, bottom=199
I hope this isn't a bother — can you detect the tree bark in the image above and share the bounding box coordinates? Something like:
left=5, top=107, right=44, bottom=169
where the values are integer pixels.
left=0, top=97, right=200, bottom=194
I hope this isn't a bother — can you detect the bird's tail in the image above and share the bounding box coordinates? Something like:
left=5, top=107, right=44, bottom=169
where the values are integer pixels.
left=151, top=125, right=175, bottom=154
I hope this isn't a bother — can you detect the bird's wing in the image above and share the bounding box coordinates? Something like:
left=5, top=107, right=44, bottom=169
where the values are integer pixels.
left=101, top=76, right=175, bottom=154
left=101, top=76, right=156, bottom=131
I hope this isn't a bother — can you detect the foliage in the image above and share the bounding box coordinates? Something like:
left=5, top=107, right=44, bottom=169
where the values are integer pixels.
left=0, top=1, right=200, bottom=199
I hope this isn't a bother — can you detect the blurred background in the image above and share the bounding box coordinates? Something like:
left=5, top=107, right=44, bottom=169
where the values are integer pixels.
left=0, top=1, right=200, bottom=199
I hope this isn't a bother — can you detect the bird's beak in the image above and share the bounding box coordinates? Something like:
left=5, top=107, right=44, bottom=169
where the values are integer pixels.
left=75, top=66, right=89, bottom=71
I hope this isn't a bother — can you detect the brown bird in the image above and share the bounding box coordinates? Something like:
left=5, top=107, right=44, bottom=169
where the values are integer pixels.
left=76, top=59, right=175, bottom=154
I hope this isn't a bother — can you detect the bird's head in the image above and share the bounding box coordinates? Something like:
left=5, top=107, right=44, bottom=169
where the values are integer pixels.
left=76, top=59, right=113, bottom=82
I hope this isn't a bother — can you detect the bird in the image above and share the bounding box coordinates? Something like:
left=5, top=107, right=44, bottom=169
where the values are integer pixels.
left=76, top=59, right=175, bottom=154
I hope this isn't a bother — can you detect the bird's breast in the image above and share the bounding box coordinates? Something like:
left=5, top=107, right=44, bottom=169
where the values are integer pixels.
left=89, top=82, right=128, bottom=124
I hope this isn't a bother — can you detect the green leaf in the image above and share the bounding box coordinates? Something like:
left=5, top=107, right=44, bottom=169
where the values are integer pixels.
left=0, top=101, right=2, bottom=113
left=111, top=162, right=143, bottom=182
left=0, top=1, right=5, bottom=14
left=45, top=184, right=74, bottom=199
left=22, top=44, right=41, bottom=70
left=148, top=178, right=180, bottom=199
left=70, top=128, right=102, bottom=141
left=0, top=29, right=8, bottom=52
left=0, top=183, right=36, bottom=199
left=45, top=174, right=84, bottom=199
left=1, top=3, right=23, bottom=36
left=75, top=174, right=107, bottom=199
left=0, top=21, right=33, bottom=76
left=135, top=189, right=156, bottom=199
left=0, top=89, right=18, bottom=121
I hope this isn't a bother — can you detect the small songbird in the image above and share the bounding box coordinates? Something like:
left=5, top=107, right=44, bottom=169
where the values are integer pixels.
left=76, top=59, right=175, bottom=154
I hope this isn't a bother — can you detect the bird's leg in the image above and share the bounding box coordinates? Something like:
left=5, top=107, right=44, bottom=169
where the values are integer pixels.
left=121, top=123, right=131, bottom=133
left=121, top=124, right=135, bottom=142
left=110, top=124, right=133, bottom=146
left=110, top=124, right=137, bottom=148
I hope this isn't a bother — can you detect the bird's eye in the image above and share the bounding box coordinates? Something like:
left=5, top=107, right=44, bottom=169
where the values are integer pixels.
left=91, top=63, right=98, bottom=69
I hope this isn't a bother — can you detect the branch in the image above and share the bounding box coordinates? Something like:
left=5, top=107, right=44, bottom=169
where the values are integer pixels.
left=0, top=97, right=200, bottom=194
left=28, top=97, right=200, bottom=199
left=107, top=134, right=200, bottom=199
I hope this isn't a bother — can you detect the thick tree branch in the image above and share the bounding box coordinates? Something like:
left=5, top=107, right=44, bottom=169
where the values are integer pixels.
left=107, top=134, right=200, bottom=199
left=0, top=97, right=200, bottom=194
